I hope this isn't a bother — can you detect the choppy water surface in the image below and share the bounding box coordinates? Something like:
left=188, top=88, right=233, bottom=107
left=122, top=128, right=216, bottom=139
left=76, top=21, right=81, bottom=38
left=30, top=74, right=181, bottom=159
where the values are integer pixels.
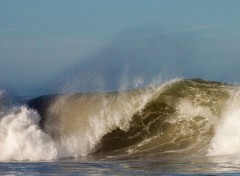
left=2, top=155, right=240, bottom=175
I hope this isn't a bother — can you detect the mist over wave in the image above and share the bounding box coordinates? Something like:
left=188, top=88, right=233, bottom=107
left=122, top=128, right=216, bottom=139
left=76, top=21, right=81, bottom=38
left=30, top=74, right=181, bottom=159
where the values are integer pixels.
left=1, top=79, right=240, bottom=162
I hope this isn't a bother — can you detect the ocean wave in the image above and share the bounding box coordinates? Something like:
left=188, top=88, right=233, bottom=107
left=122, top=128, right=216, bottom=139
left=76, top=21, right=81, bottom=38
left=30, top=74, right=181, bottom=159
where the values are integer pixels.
left=2, top=79, right=240, bottom=161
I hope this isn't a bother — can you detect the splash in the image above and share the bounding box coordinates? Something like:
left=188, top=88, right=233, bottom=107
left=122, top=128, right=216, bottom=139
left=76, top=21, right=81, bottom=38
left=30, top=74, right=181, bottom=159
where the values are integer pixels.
left=209, top=90, right=240, bottom=156
left=0, top=106, right=58, bottom=161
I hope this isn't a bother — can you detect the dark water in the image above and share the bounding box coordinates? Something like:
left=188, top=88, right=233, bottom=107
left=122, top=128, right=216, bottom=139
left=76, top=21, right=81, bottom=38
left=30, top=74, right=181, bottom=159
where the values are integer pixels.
left=1, top=79, right=240, bottom=175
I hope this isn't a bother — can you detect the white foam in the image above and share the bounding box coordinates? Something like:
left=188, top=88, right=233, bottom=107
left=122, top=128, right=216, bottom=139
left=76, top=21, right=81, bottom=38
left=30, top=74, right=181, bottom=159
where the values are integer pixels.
left=165, top=98, right=216, bottom=125
left=0, top=106, right=58, bottom=161
left=209, top=90, right=240, bottom=156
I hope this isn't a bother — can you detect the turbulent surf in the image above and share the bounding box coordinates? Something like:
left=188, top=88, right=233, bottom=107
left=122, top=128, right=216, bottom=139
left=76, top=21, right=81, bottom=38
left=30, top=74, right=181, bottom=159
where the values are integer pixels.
left=1, top=78, right=240, bottom=161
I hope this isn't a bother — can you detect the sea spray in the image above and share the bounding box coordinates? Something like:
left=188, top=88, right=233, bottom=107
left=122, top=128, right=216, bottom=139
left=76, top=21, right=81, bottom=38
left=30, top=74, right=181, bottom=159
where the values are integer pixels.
left=46, top=87, right=156, bottom=157
left=209, top=90, right=240, bottom=156
left=0, top=106, right=58, bottom=161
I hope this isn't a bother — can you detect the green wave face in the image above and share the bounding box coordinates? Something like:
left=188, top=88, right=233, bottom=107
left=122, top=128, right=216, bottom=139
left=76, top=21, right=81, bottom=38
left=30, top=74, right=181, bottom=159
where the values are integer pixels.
left=99, top=79, right=231, bottom=155
left=27, top=79, right=232, bottom=157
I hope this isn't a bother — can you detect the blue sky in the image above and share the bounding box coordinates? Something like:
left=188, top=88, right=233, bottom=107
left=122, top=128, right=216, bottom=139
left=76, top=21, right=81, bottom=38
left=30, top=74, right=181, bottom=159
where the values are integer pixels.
left=1, top=0, right=240, bottom=95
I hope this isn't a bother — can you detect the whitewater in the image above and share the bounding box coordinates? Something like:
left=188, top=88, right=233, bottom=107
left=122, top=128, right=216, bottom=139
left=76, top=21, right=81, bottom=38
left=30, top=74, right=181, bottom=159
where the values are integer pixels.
left=1, top=79, right=240, bottom=174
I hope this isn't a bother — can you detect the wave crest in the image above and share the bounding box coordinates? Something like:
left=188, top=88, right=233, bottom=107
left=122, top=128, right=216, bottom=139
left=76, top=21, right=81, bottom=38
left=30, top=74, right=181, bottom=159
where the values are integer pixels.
left=2, top=79, right=239, bottom=161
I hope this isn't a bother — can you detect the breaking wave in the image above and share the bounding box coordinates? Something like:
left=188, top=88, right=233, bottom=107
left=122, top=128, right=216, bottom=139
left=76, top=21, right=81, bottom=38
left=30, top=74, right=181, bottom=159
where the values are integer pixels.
left=1, top=79, right=240, bottom=161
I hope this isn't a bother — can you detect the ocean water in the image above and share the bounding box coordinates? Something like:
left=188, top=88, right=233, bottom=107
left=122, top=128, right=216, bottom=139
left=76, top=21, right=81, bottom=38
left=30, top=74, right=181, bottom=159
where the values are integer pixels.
left=1, top=79, right=240, bottom=175
left=2, top=155, right=240, bottom=175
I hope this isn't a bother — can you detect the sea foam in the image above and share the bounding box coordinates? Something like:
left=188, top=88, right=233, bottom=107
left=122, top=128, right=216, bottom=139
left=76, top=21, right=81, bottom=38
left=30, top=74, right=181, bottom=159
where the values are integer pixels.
left=209, top=90, right=240, bottom=156
left=0, top=106, right=58, bottom=161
